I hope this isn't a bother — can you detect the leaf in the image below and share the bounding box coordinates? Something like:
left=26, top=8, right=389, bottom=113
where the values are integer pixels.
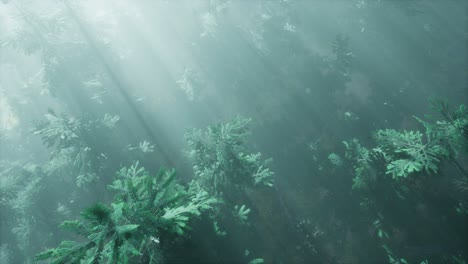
left=352, top=175, right=367, bottom=190
left=81, top=203, right=112, bottom=224
left=248, top=258, right=265, bottom=264
left=116, top=224, right=139, bottom=235
left=234, top=204, right=251, bottom=223
left=184, top=116, right=275, bottom=197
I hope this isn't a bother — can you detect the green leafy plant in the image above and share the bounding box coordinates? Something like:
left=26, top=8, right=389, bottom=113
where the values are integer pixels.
left=328, top=153, right=343, bottom=167
left=233, top=204, right=251, bottom=224
left=415, top=98, right=468, bottom=177
left=344, top=100, right=467, bottom=189
left=33, top=110, right=119, bottom=187
left=341, top=100, right=468, bottom=264
left=185, top=116, right=274, bottom=197
left=374, top=129, right=448, bottom=179
left=248, top=258, right=265, bottom=264
left=343, top=139, right=374, bottom=190
left=0, top=162, right=46, bottom=260
left=35, top=162, right=216, bottom=263
left=0, top=244, right=10, bottom=264
left=184, top=116, right=271, bottom=262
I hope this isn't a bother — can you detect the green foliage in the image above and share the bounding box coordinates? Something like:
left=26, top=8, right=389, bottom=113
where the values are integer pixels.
left=351, top=174, right=368, bottom=190
left=33, top=110, right=81, bottom=148
left=0, top=1, right=111, bottom=99
left=0, top=244, right=10, bottom=264
left=128, top=140, right=155, bottom=153
left=454, top=202, right=468, bottom=215
left=0, top=2, right=70, bottom=55
left=162, top=184, right=218, bottom=235
left=345, top=101, right=467, bottom=185
left=244, top=153, right=274, bottom=187
left=374, top=129, right=448, bottom=178
left=0, top=162, right=44, bottom=256
left=342, top=100, right=468, bottom=264
left=344, top=125, right=451, bottom=184
left=343, top=138, right=372, bottom=164
left=382, top=244, right=408, bottom=264
left=331, top=34, right=353, bottom=80
left=328, top=153, right=343, bottom=167
left=0, top=163, right=24, bottom=204
left=36, top=163, right=216, bottom=263
left=454, top=178, right=468, bottom=193
left=450, top=254, right=467, bottom=264
left=343, top=139, right=373, bottom=190
left=184, top=116, right=273, bottom=262
left=248, top=258, right=265, bottom=264
left=416, top=98, right=468, bottom=160
left=33, top=110, right=119, bottom=187
left=102, top=114, right=120, bottom=129
left=244, top=248, right=265, bottom=264
left=373, top=219, right=389, bottom=240
left=213, top=221, right=227, bottom=236
left=34, top=110, right=119, bottom=149
left=0, top=111, right=124, bottom=262
left=233, top=204, right=251, bottom=224
left=185, top=116, right=274, bottom=196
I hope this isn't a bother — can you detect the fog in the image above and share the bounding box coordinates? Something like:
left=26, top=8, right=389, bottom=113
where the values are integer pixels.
left=1, top=0, right=467, bottom=263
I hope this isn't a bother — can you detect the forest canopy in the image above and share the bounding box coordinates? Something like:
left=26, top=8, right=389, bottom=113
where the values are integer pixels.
left=0, top=0, right=467, bottom=263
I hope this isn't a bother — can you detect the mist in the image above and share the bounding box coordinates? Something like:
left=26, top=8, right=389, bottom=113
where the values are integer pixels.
left=1, top=0, right=467, bottom=263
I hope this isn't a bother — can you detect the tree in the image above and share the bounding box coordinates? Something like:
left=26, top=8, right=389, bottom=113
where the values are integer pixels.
left=342, top=99, right=468, bottom=263
left=35, top=162, right=216, bottom=264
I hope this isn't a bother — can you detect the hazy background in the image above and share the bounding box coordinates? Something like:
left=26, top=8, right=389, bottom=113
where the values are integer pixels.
left=1, top=0, right=467, bottom=263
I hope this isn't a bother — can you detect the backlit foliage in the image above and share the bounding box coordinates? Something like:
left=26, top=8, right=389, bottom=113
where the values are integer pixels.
left=185, top=116, right=274, bottom=196
left=184, top=116, right=274, bottom=241
left=374, top=129, right=448, bottom=178
left=33, top=110, right=119, bottom=187
left=36, top=163, right=216, bottom=264
left=342, top=100, right=468, bottom=263
left=343, top=100, right=467, bottom=186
